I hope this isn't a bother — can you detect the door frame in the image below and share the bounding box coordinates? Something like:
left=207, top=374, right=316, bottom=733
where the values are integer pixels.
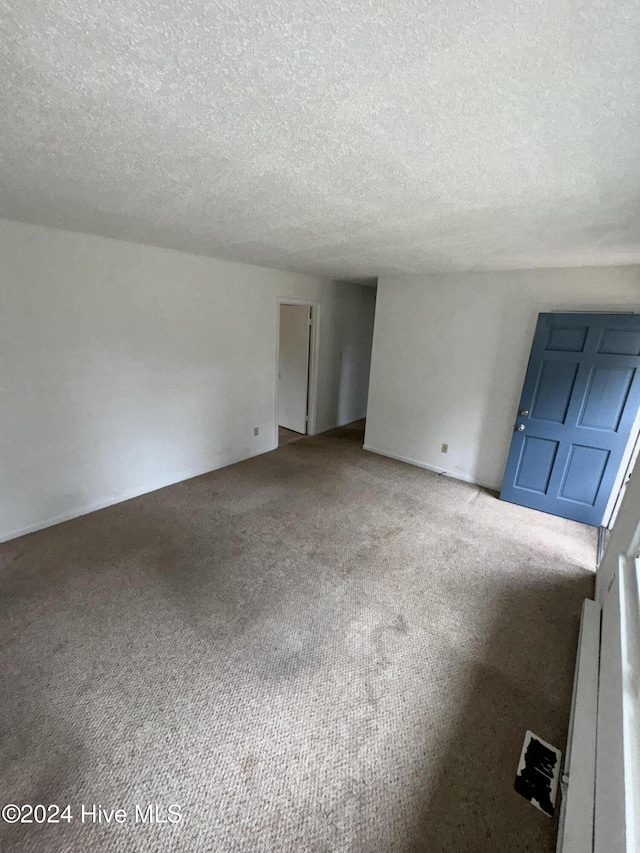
left=275, top=297, right=320, bottom=447
left=602, top=410, right=640, bottom=529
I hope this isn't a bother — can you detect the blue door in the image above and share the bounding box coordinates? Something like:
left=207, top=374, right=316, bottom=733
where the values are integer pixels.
left=500, top=313, right=640, bottom=526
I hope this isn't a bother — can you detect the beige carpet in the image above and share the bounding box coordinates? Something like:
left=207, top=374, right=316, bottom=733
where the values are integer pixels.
left=278, top=425, right=305, bottom=447
left=0, top=421, right=595, bottom=852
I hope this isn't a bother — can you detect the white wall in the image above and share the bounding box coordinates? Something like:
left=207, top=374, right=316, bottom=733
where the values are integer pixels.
left=365, top=268, right=640, bottom=490
left=0, top=219, right=375, bottom=542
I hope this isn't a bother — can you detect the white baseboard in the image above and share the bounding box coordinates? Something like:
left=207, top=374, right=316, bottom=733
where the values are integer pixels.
left=0, top=444, right=277, bottom=544
left=362, top=444, right=497, bottom=490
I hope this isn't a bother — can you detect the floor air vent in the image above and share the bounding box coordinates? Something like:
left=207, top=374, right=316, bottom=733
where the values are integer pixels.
left=514, top=730, right=562, bottom=817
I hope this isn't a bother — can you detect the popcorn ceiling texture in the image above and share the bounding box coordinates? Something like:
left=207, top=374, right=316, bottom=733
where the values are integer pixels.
left=1, top=0, right=639, bottom=279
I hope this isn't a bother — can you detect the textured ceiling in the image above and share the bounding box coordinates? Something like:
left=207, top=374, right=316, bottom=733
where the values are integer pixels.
left=1, top=0, right=639, bottom=280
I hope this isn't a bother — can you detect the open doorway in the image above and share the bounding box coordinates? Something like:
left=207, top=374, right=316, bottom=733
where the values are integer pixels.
left=276, top=298, right=319, bottom=448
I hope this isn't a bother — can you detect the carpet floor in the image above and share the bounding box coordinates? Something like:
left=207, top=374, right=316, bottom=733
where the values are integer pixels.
left=278, top=426, right=306, bottom=447
left=0, top=421, right=595, bottom=852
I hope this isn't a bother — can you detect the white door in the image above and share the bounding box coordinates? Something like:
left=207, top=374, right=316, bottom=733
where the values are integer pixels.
left=278, top=304, right=310, bottom=433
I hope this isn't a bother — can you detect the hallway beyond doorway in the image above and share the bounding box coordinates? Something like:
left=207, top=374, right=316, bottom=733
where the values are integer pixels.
left=278, top=425, right=305, bottom=447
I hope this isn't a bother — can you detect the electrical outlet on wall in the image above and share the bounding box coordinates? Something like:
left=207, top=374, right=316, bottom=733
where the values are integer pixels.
left=254, top=427, right=259, bottom=436
left=441, top=443, right=448, bottom=453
